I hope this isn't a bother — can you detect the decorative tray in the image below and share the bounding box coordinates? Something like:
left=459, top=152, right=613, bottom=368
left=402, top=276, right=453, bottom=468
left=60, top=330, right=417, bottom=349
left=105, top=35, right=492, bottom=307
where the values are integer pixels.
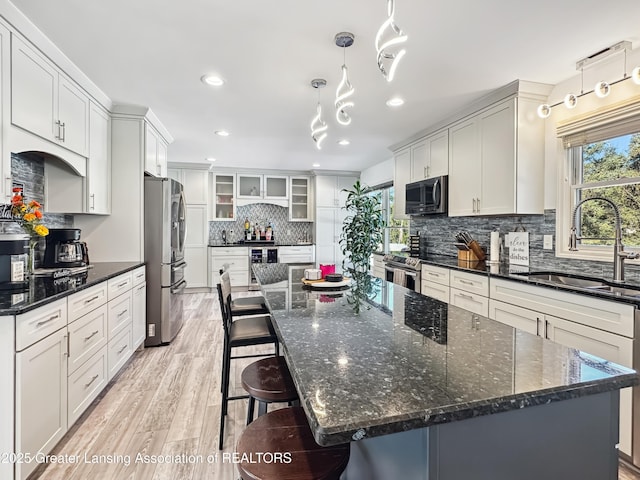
left=301, top=277, right=351, bottom=289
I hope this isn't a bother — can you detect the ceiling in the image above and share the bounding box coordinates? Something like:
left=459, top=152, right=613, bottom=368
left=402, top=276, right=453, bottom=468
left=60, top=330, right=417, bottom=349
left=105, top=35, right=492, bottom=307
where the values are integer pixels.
left=9, top=0, right=640, bottom=173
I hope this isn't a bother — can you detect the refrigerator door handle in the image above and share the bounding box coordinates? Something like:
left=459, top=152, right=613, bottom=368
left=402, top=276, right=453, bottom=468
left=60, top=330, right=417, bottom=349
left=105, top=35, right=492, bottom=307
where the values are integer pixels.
left=172, top=260, right=188, bottom=270
left=171, top=279, right=187, bottom=294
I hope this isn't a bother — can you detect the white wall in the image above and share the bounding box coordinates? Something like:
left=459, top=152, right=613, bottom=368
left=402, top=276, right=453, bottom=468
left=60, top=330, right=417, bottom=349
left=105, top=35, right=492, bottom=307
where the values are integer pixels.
left=360, top=157, right=394, bottom=188
left=543, top=47, right=640, bottom=209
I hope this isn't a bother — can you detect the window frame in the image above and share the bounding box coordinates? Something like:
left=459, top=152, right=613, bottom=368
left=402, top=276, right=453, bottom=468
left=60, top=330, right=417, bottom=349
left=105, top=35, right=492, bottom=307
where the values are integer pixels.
left=556, top=107, right=640, bottom=264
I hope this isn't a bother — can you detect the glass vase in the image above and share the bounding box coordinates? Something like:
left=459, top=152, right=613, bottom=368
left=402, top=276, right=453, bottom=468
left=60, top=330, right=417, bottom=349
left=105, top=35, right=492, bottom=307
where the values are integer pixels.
left=27, top=237, right=38, bottom=275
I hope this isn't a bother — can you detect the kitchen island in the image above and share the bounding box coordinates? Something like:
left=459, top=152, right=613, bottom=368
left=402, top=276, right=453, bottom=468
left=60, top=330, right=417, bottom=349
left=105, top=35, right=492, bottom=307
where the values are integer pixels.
left=253, top=263, right=638, bottom=480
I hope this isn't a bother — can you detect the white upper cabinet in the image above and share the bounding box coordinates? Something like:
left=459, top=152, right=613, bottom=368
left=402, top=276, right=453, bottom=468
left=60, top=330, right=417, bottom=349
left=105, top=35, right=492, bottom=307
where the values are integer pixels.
left=448, top=95, right=546, bottom=217
left=315, top=175, right=356, bottom=208
left=237, top=174, right=288, bottom=202
left=393, top=149, right=411, bottom=220
left=144, top=123, right=168, bottom=177
left=409, top=130, right=449, bottom=182
left=0, top=23, right=10, bottom=203
left=289, top=176, right=312, bottom=221
left=11, top=35, right=89, bottom=157
left=181, top=169, right=209, bottom=205
left=87, top=102, right=111, bottom=214
left=211, top=173, right=236, bottom=220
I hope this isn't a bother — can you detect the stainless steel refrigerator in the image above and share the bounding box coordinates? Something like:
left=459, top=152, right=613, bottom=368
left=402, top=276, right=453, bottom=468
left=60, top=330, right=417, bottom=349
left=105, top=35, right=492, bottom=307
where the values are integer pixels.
left=144, top=176, right=187, bottom=346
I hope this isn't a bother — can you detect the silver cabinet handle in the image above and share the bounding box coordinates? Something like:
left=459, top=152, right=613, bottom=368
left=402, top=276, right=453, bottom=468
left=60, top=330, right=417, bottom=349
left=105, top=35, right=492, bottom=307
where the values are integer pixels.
left=424, top=166, right=427, bottom=178
left=54, top=120, right=61, bottom=139
left=117, top=309, right=128, bottom=318
left=5, top=176, right=12, bottom=200
left=136, top=285, right=145, bottom=292
left=36, top=314, right=59, bottom=327
left=63, top=334, right=69, bottom=357
left=84, top=295, right=100, bottom=305
left=117, top=344, right=128, bottom=354
left=476, top=197, right=480, bottom=212
left=472, top=198, right=476, bottom=212
left=60, top=122, right=66, bottom=142
left=84, top=330, right=99, bottom=341
left=536, top=317, right=540, bottom=337
left=459, top=279, right=474, bottom=286
left=458, top=293, right=474, bottom=300
left=90, top=193, right=95, bottom=210
left=117, top=281, right=129, bottom=288
left=84, top=374, right=99, bottom=389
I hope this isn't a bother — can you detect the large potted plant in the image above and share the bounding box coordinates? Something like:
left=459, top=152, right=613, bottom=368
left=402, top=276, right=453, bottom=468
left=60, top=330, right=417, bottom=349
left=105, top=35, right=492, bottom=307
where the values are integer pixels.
left=339, top=181, right=385, bottom=312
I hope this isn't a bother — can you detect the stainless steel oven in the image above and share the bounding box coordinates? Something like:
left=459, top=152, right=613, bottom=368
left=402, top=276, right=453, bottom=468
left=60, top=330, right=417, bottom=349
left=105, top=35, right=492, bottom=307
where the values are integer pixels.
left=249, top=247, right=278, bottom=290
left=383, top=255, right=423, bottom=293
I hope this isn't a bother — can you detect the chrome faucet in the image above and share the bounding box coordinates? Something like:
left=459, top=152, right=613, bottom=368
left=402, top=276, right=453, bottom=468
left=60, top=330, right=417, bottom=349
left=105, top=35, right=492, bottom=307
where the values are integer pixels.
left=569, top=196, right=639, bottom=283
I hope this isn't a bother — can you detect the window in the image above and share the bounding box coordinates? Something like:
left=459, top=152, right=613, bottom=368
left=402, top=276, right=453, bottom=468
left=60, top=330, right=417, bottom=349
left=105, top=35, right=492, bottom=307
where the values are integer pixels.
left=569, top=133, right=640, bottom=249
left=557, top=98, right=640, bottom=262
left=368, top=185, right=409, bottom=254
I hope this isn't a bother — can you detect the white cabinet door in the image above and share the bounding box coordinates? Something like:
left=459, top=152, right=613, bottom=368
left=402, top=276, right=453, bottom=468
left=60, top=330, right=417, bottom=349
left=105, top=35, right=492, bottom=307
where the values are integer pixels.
left=58, top=75, right=89, bottom=156
left=211, top=173, right=236, bottom=220
left=182, top=169, right=209, bottom=204
left=145, top=123, right=159, bottom=176
left=409, top=139, right=428, bottom=182
left=448, top=117, right=479, bottom=216
left=393, top=149, right=411, bottom=219
left=478, top=99, right=515, bottom=215
left=88, top=102, right=111, bottom=214
left=16, top=327, right=68, bottom=480
left=488, top=299, right=539, bottom=335
left=428, top=130, right=449, bottom=178
left=0, top=24, right=11, bottom=203
left=11, top=35, right=57, bottom=143
left=185, top=203, right=208, bottom=287
left=315, top=175, right=338, bottom=207
left=237, top=174, right=264, bottom=198
left=289, top=176, right=312, bottom=221
left=132, top=282, right=147, bottom=348
left=264, top=175, right=288, bottom=200
left=157, top=139, right=168, bottom=177
left=315, top=207, right=344, bottom=269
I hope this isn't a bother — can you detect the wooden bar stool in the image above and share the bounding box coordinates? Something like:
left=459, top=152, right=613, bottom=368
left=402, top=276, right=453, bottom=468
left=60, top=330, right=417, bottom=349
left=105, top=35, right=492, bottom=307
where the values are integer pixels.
left=236, top=407, right=350, bottom=480
left=241, top=356, right=298, bottom=425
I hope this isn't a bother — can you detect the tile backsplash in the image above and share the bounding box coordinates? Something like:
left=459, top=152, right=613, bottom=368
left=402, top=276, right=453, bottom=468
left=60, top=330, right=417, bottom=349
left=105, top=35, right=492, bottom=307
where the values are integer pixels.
left=208, top=204, right=312, bottom=245
left=411, top=210, right=640, bottom=284
left=0, top=153, right=74, bottom=267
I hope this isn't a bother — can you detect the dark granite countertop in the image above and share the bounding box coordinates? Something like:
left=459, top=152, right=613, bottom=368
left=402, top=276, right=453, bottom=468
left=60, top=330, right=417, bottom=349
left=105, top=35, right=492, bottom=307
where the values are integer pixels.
left=253, top=263, right=638, bottom=446
left=421, top=254, right=640, bottom=306
left=0, top=262, right=144, bottom=315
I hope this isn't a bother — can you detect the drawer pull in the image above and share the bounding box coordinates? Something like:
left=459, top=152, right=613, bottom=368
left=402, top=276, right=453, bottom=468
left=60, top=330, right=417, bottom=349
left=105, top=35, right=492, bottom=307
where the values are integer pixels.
left=117, top=281, right=129, bottom=288
left=36, top=314, right=59, bottom=327
left=117, top=344, right=128, bottom=354
left=117, top=309, right=128, bottom=318
left=84, top=330, right=99, bottom=341
left=428, top=272, right=440, bottom=277
left=84, top=295, right=100, bottom=305
left=135, top=272, right=144, bottom=278
left=137, top=285, right=145, bottom=292
left=84, top=374, right=99, bottom=389
left=459, top=279, right=474, bottom=286
left=458, top=293, right=474, bottom=300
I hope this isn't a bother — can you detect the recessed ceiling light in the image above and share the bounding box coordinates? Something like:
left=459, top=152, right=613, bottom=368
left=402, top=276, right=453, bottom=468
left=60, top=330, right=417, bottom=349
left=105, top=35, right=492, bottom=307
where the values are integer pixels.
left=337, top=139, right=350, bottom=146
left=206, top=157, right=216, bottom=162
left=201, top=74, right=224, bottom=86
left=312, top=163, right=320, bottom=168
left=215, top=130, right=230, bottom=137
left=386, top=97, right=405, bottom=107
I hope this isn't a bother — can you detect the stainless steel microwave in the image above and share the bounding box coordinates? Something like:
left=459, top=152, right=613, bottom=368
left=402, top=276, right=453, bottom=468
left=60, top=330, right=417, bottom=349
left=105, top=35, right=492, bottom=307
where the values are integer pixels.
left=405, top=175, right=448, bottom=215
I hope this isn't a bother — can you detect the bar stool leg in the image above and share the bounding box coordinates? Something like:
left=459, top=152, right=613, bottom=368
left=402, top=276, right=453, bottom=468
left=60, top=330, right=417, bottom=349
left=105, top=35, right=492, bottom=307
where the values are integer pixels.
left=246, top=397, right=256, bottom=426
left=257, top=400, right=267, bottom=417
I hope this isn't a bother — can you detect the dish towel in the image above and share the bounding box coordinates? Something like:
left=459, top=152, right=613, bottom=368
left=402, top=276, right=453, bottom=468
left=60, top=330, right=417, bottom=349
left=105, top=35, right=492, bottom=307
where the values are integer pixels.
left=393, top=268, right=407, bottom=287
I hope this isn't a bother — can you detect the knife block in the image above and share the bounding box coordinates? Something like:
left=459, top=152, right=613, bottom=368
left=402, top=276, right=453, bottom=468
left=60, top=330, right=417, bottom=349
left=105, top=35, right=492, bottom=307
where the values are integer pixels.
left=458, top=249, right=480, bottom=262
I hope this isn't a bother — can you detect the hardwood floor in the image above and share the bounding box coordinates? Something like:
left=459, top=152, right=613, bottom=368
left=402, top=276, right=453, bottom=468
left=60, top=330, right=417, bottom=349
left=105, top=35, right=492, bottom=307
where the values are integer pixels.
left=29, top=291, right=640, bottom=480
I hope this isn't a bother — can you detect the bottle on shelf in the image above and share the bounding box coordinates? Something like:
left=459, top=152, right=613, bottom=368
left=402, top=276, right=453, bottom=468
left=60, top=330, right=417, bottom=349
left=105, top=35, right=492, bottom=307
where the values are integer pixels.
left=266, top=222, right=273, bottom=241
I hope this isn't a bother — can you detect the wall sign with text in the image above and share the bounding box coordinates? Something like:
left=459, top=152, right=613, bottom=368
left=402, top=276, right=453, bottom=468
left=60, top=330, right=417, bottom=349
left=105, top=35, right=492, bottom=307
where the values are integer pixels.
left=507, top=231, right=530, bottom=266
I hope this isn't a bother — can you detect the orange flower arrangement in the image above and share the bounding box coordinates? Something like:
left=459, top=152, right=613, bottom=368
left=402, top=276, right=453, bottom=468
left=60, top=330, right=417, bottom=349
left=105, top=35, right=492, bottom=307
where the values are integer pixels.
left=11, top=188, right=49, bottom=237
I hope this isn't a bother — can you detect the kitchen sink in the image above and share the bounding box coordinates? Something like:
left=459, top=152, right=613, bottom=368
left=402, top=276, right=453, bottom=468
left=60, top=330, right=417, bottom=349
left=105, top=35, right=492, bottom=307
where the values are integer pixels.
left=513, top=271, right=640, bottom=299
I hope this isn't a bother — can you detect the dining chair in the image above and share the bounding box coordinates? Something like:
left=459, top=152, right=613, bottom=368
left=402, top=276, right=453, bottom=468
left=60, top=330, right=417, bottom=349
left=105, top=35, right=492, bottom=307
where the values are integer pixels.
left=216, top=282, right=278, bottom=449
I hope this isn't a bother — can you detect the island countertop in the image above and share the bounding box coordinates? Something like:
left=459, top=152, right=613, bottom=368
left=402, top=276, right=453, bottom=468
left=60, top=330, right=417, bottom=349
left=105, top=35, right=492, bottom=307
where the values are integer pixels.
left=253, top=263, right=638, bottom=446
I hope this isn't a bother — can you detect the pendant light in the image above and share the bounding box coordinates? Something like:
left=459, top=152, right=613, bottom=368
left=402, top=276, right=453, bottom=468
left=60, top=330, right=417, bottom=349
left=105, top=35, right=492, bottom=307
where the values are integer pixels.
left=375, top=0, right=408, bottom=82
left=334, top=32, right=355, bottom=126
left=310, top=79, right=328, bottom=150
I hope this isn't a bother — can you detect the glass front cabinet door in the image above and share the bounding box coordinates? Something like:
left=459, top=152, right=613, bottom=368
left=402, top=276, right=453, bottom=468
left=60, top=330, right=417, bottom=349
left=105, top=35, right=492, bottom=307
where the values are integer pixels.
left=289, top=176, right=312, bottom=221
left=212, top=173, right=236, bottom=220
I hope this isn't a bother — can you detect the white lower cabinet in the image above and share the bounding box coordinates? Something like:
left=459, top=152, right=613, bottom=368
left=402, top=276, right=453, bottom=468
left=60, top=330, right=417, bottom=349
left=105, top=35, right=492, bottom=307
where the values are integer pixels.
left=15, top=327, right=68, bottom=480
left=210, top=247, right=249, bottom=287
left=108, top=325, right=133, bottom=381
left=449, top=271, right=489, bottom=316
left=68, top=348, right=107, bottom=425
left=132, top=282, right=147, bottom=348
left=421, top=265, right=451, bottom=303
left=107, top=290, right=132, bottom=339
left=67, top=304, right=108, bottom=374
left=488, top=280, right=635, bottom=458
left=278, top=245, right=315, bottom=264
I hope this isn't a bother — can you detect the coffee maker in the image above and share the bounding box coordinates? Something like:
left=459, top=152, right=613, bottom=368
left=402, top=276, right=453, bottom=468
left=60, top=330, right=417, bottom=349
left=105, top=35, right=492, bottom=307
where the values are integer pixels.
left=44, top=228, right=89, bottom=268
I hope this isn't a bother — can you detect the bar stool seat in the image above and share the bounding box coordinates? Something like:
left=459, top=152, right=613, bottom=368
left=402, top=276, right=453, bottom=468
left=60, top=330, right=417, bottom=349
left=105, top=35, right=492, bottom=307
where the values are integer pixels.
left=241, top=356, right=298, bottom=424
left=236, top=407, right=350, bottom=480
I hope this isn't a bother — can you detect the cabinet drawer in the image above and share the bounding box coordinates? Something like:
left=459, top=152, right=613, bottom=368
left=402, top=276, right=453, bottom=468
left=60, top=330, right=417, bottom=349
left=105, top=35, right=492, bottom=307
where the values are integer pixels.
left=421, top=282, right=450, bottom=303
left=211, top=247, right=248, bottom=257
left=16, top=298, right=68, bottom=351
left=68, top=304, right=108, bottom=374
left=279, top=246, right=313, bottom=255
left=132, top=266, right=146, bottom=287
left=488, top=299, right=539, bottom=335
left=68, top=282, right=108, bottom=322
left=212, top=255, right=248, bottom=273
left=279, top=254, right=313, bottom=264
left=421, top=265, right=450, bottom=286
left=489, top=278, right=635, bottom=338
left=450, top=287, right=489, bottom=316
left=108, top=271, right=133, bottom=300
left=450, top=270, right=488, bottom=296
left=108, top=290, right=132, bottom=339
left=108, top=325, right=132, bottom=380
left=68, top=347, right=107, bottom=425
